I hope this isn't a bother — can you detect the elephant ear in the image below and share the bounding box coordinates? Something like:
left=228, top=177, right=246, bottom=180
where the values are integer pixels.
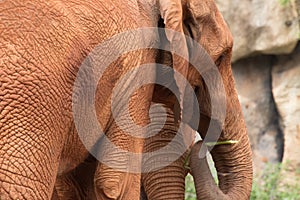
left=158, top=0, right=191, bottom=123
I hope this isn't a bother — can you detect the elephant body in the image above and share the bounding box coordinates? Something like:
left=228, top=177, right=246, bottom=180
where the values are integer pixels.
left=0, top=0, right=253, bottom=199
left=0, top=0, right=157, bottom=199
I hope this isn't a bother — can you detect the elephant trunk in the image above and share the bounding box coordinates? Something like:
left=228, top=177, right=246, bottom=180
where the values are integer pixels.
left=190, top=141, right=230, bottom=200
left=190, top=138, right=252, bottom=200
left=191, top=64, right=253, bottom=199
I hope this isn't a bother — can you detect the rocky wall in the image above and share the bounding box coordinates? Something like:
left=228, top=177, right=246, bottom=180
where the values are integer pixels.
left=216, top=0, right=300, bottom=184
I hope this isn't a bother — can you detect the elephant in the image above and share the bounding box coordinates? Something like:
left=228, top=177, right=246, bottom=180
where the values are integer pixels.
left=140, top=1, right=253, bottom=200
left=0, top=0, right=253, bottom=200
left=0, top=0, right=156, bottom=199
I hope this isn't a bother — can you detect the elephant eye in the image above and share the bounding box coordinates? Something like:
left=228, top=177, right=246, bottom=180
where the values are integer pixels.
left=215, top=55, right=223, bottom=67
left=215, top=50, right=228, bottom=67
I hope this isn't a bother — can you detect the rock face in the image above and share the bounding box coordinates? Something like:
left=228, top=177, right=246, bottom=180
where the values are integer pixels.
left=230, top=44, right=300, bottom=182
left=214, top=0, right=300, bottom=182
left=272, top=44, right=300, bottom=184
left=232, top=56, right=283, bottom=174
left=216, top=0, right=299, bottom=62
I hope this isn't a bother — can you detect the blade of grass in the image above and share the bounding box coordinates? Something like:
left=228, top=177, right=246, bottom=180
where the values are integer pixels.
left=205, top=140, right=239, bottom=147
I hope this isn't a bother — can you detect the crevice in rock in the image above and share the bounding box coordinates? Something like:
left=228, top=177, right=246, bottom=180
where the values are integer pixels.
left=270, top=56, right=284, bottom=162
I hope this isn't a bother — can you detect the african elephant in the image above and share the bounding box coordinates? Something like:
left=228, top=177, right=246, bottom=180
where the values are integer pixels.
left=141, top=0, right=253, bottom=200
left=0, top=0, right=252, bottom=200
left=0, top=0, right=157, bottom=199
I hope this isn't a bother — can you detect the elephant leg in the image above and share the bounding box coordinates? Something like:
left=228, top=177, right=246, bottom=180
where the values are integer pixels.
left=0, top=128, right=63, bottom=199
left=141, top=107, right=193, bottom=200
left=93, top=119, right=143, bottom=200
left=94, top=164, right=141, bottom=200
left=51, top=188, right=59, bottom=200
left=0, top=77, right=75, bottom=199
left=53, top=155, right=97, bottom=200
left=91, top=53, right=155, bottom=199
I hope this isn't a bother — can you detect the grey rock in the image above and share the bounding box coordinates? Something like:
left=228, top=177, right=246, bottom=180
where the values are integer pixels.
left=216, top=0, right=299, bottom=62
left=272, top=44, right=300, bottom=184
left=232, top=56, right=283, bottom=174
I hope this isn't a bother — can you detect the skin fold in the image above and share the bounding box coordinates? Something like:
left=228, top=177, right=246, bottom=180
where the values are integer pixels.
left=0, top=0, right=252, bottom=199
left=1, top=0, right=155, bottom=199
left=145, top=0, right=253, bottom=199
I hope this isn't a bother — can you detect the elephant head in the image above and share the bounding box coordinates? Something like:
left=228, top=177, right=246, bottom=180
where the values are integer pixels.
left=0, top=0, right=252, bottom=199
left=152, top=0, right=253, bottom=199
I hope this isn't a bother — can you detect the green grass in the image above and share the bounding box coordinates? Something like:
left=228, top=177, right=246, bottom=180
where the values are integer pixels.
left=251, top=163, right=300, bottom=200
left=279, top=0, right=290, bottom=6
left=185, top=162, right=300, bottom=200
left=185, top=174, right=196, bottom=200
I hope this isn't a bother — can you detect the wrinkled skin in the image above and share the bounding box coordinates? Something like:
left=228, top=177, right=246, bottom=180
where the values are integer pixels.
left=0, top=0, right=252, bottom=200
left=0, top=0, right=156, bottom=199
left=144, top=0, right=253, bottom=200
